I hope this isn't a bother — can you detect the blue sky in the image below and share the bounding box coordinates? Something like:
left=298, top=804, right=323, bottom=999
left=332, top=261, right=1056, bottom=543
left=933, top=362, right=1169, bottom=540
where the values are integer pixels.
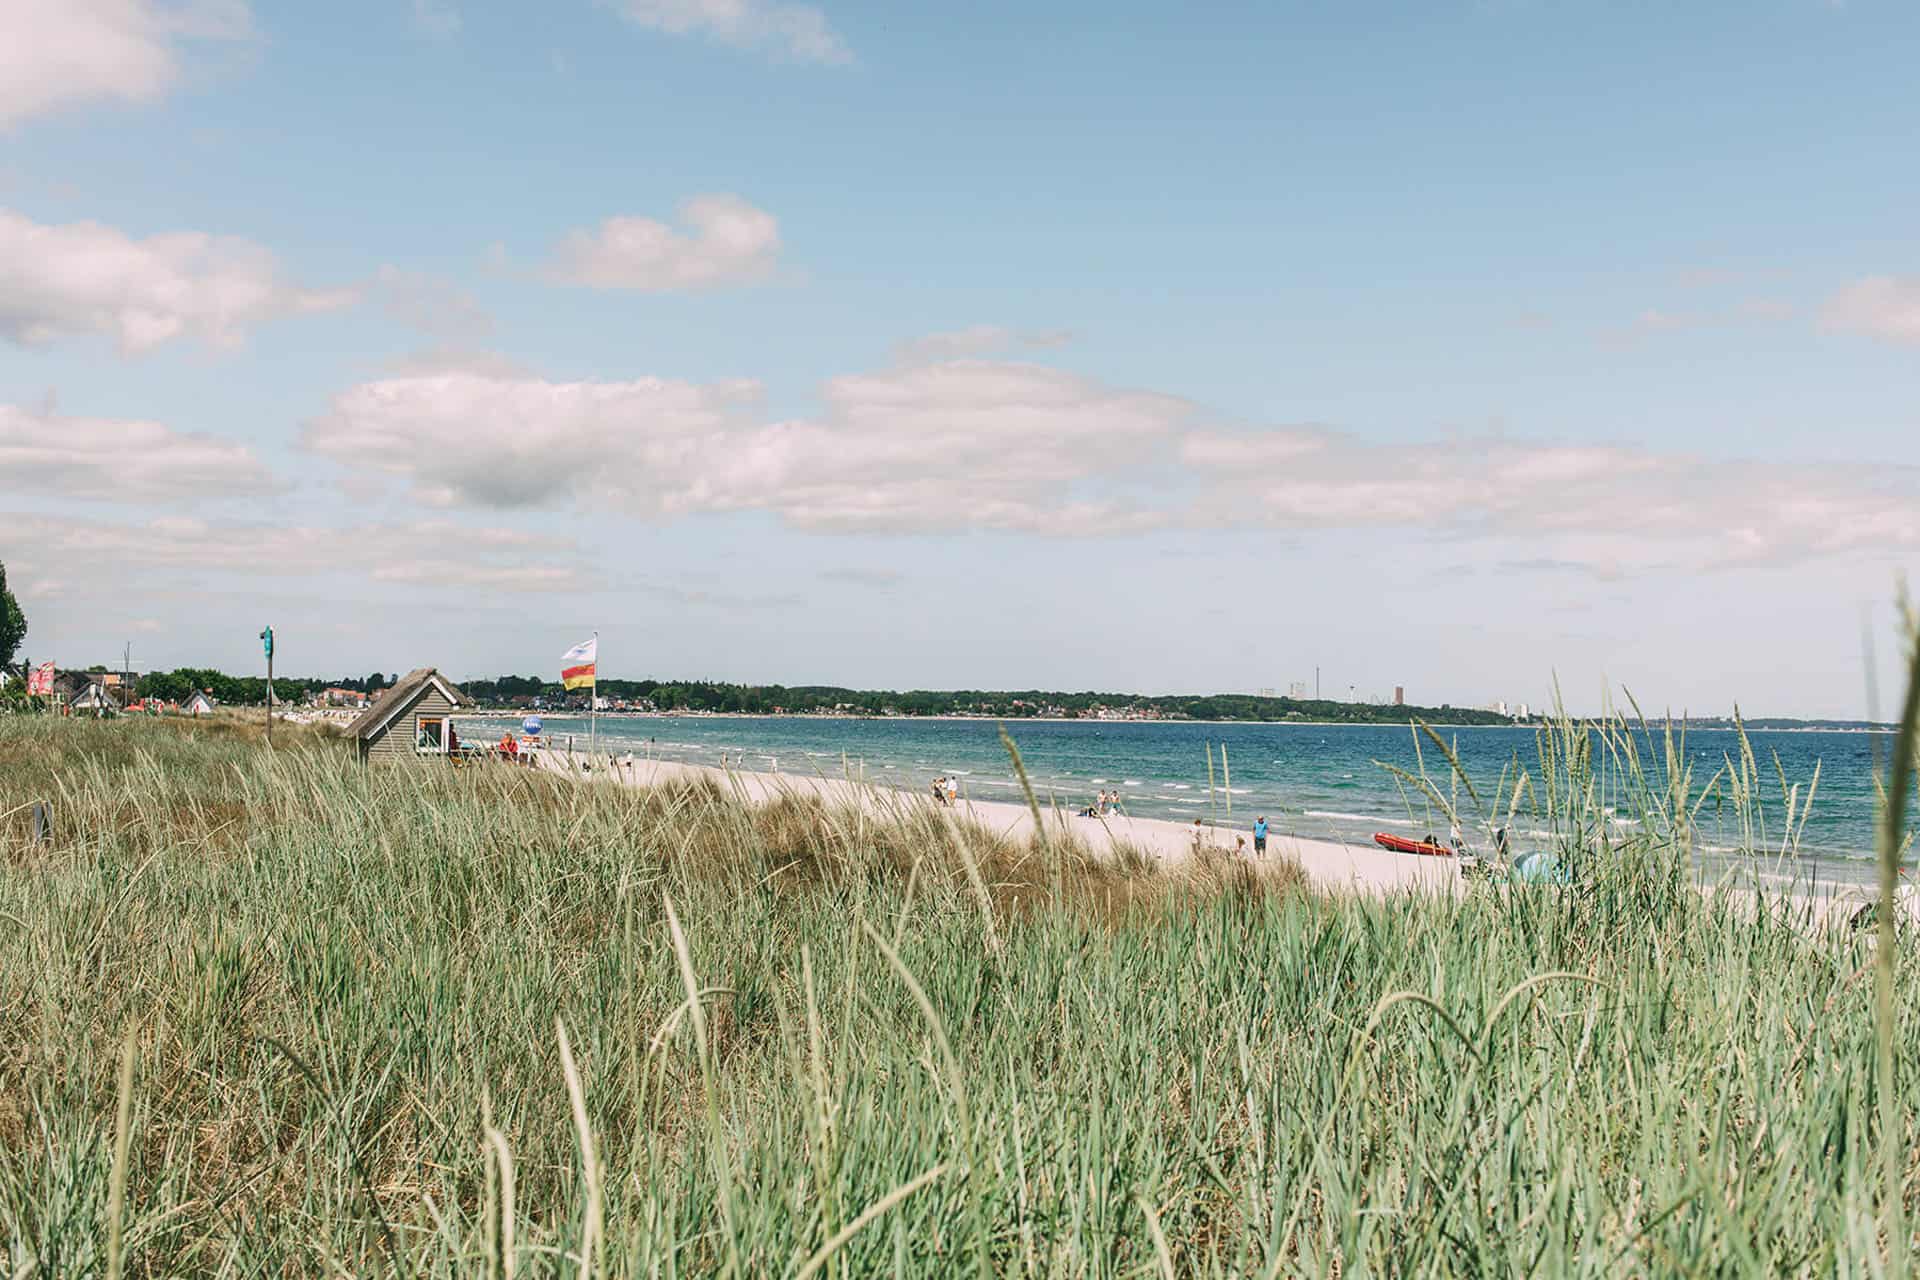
left=3, top=0, right=1917, bottom=717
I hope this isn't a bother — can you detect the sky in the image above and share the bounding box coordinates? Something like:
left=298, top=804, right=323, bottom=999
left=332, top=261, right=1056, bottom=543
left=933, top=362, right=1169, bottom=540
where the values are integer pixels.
left=2, top=0, right=1917, bottom=718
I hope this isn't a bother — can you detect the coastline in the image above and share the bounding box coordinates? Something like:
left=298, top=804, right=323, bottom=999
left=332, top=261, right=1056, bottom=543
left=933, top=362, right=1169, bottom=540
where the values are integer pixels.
left=527, top=745, right=1907, bottom=931
left=530, top=746, right=1466, bottom=898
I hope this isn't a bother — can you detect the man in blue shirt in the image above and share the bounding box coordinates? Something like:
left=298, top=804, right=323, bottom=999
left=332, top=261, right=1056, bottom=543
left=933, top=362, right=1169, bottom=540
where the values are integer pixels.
left=1252, top=815, right=1268, bottom=857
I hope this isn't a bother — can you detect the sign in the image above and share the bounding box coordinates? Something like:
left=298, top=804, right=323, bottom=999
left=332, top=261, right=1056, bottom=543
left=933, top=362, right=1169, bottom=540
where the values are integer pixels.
left=26, top=661, right=54, bottom=696
left=522, top=716, right=543, bottom=737
left=260, top=626, right=274, bottom=659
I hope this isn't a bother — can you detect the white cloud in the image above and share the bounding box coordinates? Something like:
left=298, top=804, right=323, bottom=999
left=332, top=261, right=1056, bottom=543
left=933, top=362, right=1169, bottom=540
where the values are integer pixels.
left=303, top=369, right=764, bottom=509
left=1179, top=430, right=1920, bottom=570
left=893, top=325, right=1074, bottom=365
left=545, top=196, right=781, bottom=291
left=0, top=0, right=252, bottom=128
left=302, top=360, right=1197, bottom=534
left=301, top=354, right=1920, bottom=569
left=1820, top=276, right=1920, bottom=346
left=612, top=0, right=848, bottom=63
left=0, top=208, right=355, bottom=352
left=8, top=512, right=586, bottom=591
left=0, top=402, right=279, bottom=500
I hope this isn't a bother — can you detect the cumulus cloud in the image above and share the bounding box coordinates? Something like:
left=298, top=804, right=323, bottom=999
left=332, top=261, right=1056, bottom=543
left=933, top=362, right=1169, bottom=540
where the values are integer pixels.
left=0, top=402, right=279, bottom=500
left=8, top=512, right=586, bottom=591
left=0, top=208, right=355, bottom=352
left=893, top=325, right=1074, bottom=365
left=0, top=0, right=252, bottom=128
left=301, top=353, right=1920, bottom=570
left=1178, top=430, right=1920, bottom=570
left=544, top=196, right=781, bottom=291
left=1820, top=276, right=1920, bottom=346
left=612, top=0, right=848, bottom=63
left=303, top=359, right=1198, bottom=534
left=303, top=370, right=764, bottom=509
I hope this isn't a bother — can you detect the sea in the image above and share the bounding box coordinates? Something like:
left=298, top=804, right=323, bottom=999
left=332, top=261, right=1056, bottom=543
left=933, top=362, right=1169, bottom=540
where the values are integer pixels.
left=460, top=714, right=1899, bottom=888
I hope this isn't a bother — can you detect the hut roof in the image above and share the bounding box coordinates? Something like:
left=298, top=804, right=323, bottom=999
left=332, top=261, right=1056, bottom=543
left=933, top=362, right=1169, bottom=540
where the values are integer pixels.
left=346, top=667, right=473, bottom=739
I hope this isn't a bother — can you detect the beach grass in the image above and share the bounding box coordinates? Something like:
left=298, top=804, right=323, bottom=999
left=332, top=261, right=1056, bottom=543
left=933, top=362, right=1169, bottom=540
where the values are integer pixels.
left=2, top=692, right=1918, bottom=1274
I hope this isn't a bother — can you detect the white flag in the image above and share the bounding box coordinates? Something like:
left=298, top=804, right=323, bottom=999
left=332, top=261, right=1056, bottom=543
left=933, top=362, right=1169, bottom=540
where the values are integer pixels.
left=561, top=637, right=597, bottom=665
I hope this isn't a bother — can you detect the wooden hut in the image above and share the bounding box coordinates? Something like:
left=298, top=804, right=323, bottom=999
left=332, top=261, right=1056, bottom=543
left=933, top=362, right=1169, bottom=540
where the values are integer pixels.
left=348, top=667, right=475, bottom=763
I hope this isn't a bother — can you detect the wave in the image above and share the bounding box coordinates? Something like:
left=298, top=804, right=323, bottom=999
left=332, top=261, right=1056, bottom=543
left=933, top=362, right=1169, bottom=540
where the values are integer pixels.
left=1304, top=810, right=1414, bottom=827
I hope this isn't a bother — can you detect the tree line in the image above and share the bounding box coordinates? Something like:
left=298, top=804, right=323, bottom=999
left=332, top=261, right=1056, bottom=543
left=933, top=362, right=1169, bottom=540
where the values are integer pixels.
left=132, top=669, right=398, bottom=706
left=456, top=675, right=1521, bottom=725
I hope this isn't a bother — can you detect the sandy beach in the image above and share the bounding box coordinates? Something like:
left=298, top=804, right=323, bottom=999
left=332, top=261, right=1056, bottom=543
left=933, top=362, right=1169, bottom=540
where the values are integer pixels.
left=532, top=747, right=1468, bottom=897
left=526, top=745, right=1915, bottom=930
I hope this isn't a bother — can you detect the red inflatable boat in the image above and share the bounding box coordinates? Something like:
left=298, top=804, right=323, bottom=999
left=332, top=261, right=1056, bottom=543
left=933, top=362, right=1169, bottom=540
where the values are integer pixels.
left=1373, top=832, right=1455, bottom=857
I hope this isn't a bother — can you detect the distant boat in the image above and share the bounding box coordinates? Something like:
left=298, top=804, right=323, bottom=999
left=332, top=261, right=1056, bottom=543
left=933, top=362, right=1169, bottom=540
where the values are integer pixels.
left=1373, top=832, right=1455, bottom=857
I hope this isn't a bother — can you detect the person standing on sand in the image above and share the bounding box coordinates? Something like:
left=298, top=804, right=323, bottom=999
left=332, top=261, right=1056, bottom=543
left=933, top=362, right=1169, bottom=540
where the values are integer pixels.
left=1192, top=817, right=1206, bottom=852
left=1253, top=815, right=1268, bottom=857
left=946, top=776, right=959, bottom=807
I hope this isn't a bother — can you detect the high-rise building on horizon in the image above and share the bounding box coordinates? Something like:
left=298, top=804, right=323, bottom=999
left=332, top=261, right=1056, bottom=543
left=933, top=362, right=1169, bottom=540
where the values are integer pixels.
left=1393, top=686, right=1404, bottom=706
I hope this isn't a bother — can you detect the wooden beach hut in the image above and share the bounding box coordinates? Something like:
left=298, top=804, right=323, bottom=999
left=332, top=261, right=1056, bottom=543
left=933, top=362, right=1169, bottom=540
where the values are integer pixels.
left=348, top=667, right=475, bottom=763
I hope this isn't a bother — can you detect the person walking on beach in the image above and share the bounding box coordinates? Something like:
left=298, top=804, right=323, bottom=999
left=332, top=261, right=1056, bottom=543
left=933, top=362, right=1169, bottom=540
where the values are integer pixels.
left=1253, top=815, right=1268, bottom=857
left=1191, top=817, right=1206, bottom=852
left=945, top=776, right=959, bottom=807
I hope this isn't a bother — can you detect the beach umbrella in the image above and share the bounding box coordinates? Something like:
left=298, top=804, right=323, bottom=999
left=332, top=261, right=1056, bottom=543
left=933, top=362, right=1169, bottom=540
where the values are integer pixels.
left=523, top=716, right=543, bottom=737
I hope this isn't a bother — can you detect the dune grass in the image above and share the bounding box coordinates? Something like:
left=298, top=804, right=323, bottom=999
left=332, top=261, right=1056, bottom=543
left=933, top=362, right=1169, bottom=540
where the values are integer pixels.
left=2, top=690, right=1918, bottom=1275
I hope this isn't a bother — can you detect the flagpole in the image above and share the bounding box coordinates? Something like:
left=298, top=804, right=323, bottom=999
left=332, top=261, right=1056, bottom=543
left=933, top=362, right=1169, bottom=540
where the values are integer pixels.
left=589, top=629, right=599, bottom=769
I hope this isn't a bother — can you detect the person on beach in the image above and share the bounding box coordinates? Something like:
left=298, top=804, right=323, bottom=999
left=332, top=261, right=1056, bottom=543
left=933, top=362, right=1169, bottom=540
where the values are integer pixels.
left=946, top=777, right=959, bottom=807
left=1191, top=817, right=1206, bottom=851
left=1253, top=815, right=1268, bottom=856
left=932, top=776, right=946, bottom=805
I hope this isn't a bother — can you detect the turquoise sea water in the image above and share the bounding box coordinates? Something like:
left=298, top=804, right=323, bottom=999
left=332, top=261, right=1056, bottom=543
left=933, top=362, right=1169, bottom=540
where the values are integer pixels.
left=463, top=714, right=1899, bottom=887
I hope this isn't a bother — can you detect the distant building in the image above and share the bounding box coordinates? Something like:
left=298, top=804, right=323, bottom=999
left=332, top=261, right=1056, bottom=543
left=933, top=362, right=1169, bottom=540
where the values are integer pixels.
left=315, top=686, right=371, bottom=709
left=1288, top=681, right=1307, bottom=699
left=1393, top=686, right=1405, bottom=706
left=348, top=667, right=475, bottom=763
left=183, top=690, right=216, bottom=716
left=1517, top=702, right=1531, bottom=719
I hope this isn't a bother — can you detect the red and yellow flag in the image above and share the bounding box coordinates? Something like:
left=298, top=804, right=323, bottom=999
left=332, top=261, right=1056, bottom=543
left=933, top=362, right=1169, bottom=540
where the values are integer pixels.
left=560, top=637, right=597, bottom=691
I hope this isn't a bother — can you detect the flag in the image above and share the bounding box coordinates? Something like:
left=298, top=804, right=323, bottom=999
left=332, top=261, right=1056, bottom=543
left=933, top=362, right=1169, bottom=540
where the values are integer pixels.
left=26, top=661, right=54, bottom=696
left=560, top=637, right=597, bottom=691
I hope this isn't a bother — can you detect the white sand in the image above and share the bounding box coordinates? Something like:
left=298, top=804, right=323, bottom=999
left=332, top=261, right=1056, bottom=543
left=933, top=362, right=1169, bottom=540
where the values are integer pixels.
left=530, top=748, right=1461, bottom=899
left=521, top=747, right=1920, bottom=934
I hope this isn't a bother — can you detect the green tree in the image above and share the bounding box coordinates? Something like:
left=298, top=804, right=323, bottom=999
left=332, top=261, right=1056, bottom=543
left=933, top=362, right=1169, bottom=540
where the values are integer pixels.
left=0, top=561, right=25, bottom=672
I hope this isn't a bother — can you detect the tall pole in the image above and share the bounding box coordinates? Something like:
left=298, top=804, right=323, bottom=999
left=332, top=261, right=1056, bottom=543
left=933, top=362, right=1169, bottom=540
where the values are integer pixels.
left=260, top=626, right=274, bottom=748
left=589, top=629, right=599, bottom=767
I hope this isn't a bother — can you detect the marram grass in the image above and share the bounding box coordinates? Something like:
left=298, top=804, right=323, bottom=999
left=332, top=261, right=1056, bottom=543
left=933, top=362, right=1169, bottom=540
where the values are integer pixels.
left=1, top=706, right=1917, bottom=1276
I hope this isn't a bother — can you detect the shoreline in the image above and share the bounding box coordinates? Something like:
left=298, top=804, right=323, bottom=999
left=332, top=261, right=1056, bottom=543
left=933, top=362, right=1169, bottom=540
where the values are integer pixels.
left=527, top=745, right=1907, bottom=931
left=531, top=746, right=1466, bottom=898
left=470, top=710, right=1900, bottom=734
